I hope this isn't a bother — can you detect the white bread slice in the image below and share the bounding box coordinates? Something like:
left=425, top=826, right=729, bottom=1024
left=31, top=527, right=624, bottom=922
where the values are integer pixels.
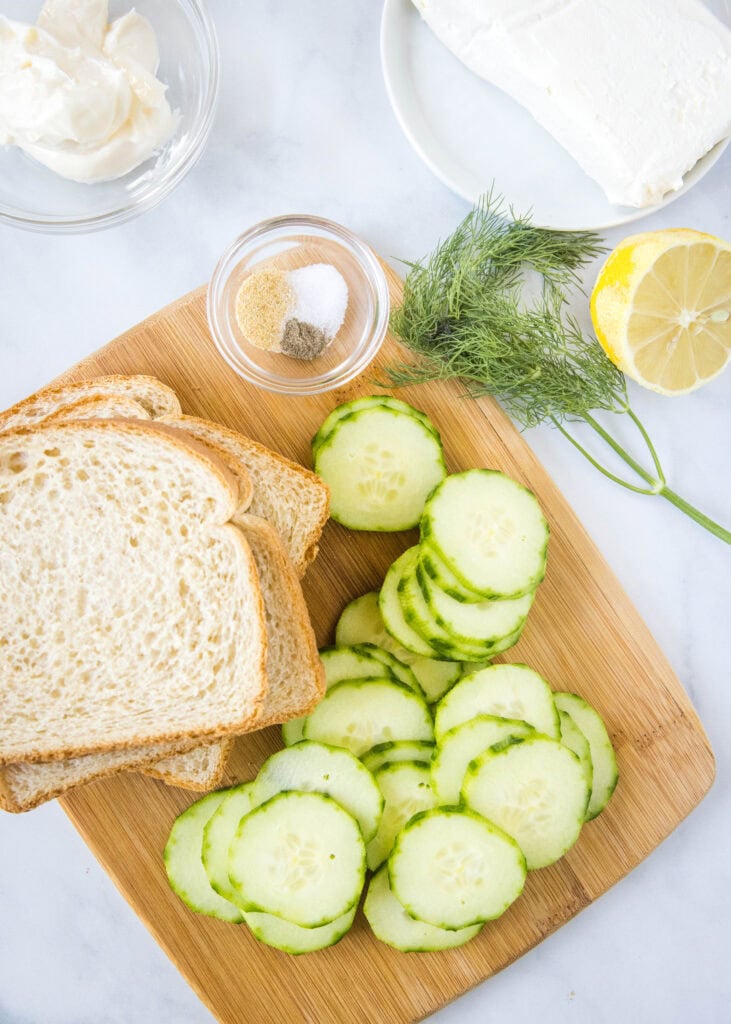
left=144, top=515, right=326, bottom=790
left=0, top=420, right=267, bottom=765
left=0, top=515, right=325, bottom=808
left=160, top=415, right=329, bottom=576
left=0, top=375, right=181, bottom=431
left=42, top=395, right=152, bottom=423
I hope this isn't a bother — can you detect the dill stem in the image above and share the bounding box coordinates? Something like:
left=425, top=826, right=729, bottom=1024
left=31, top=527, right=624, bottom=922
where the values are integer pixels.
left=578, top=412, right=731, bottom=545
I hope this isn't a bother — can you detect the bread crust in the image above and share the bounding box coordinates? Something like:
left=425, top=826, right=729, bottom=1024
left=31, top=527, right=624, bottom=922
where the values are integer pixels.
left=0, top=375, right=181, bottom=431
left=238, top=514, right=326, bottom=727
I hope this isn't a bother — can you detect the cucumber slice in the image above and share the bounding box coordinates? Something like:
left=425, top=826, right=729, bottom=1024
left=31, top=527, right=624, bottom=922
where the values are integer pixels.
left=283, top=643, right=404, bottom=747
left=312, top=396, right=439, bottom=457
left=361, top=739, right=435, bottom=774
left=410, top=659, right=462, bottom=704
left=421, top=470, right=549, bottom=600
left=282, top=719, right=307, bottom=747
left=379, top=551, right=441, bottom=657
left=417, top=560, right=535, bottom=646
left=397, top=556, right=498, bottom=660
left=389, top=808, right=526, bottom=929
left=431, top=715, right=535, bottom=805
left=336, top=592, right=394, bottom=649
left=320, top=645, right=400, bottom=686
left=478, top=625, right=525, bottom=657
left=244, top=907, right=356, bottom=954
left=314, top=406, right=446, bottom=531
left=461, top=661, right=493, bottom=676
left=351, top=642, right=422, bottom=694
left=558, top=710, right=593, bottom=794
left=202, top=783, right=255, bottom=905
left=434, top=664, right=560, bottom=741
left=420, top=541, right=488, bottom=603
left=251, top=741, right=384, bottom=843
left=554, top=692, right=618, bottom=820
left=164, top=791, right=243, bottom=923
left=463, top=736, right=589, bottom=870
left=335, top=590, right=461, bottom=702
left=303, top=678, right=434, bottom=757
left=367, top=761, right=436, bottom=870
left=364, top=865, right=482, bottom=952
left=228, top=792, right=365, bottom=928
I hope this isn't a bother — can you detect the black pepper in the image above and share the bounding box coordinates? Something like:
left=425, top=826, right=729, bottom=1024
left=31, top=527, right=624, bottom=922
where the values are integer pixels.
left=280, top=319, right=330, bottom=361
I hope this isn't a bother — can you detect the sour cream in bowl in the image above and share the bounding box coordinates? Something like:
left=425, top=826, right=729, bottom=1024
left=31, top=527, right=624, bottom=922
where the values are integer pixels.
left=0, top=0, right=219, bottom=232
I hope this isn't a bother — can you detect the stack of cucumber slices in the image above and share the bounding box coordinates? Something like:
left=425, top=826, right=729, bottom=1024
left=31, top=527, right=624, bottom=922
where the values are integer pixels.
left=313, top=397, right=549, bottom=665
left=164, top=400, right=616, bottom=954
left=165, top=650, right=617, bottom=954
left=381, top=468, right=549, bottom=663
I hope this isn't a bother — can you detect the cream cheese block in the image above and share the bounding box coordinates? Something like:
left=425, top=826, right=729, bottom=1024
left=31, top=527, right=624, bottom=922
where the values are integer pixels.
left=413, top=0, right=731, bottom=207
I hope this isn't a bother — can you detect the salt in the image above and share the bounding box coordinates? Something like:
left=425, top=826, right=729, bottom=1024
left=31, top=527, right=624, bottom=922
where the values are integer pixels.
left=287, top=264, right=348, bottom=340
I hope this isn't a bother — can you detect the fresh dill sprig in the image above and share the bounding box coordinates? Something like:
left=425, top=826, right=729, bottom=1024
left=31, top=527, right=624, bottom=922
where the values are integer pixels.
left=386, top=193, right=730, bottom=545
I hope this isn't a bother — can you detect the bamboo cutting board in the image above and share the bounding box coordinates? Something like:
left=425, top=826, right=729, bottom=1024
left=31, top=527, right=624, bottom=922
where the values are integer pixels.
left=51, top=260, right=714, bottom=1024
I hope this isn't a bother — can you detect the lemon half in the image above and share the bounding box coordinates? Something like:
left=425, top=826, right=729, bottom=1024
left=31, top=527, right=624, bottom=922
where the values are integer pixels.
left=591, top=228, right=731, bottom=396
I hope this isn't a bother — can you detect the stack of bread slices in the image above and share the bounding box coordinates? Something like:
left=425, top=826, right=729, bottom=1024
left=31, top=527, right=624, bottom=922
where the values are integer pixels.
left=0, top=375, right=329, bottom=812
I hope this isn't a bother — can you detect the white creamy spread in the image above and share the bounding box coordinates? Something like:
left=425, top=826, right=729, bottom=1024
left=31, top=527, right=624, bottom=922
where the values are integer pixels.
left=0, top=0, right=177, bottom=183
left=413, top=0, right=731, bottom=207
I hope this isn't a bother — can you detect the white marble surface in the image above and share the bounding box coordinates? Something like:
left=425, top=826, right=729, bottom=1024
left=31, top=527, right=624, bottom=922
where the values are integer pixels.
left=1, top=2, right=730, bottom=1022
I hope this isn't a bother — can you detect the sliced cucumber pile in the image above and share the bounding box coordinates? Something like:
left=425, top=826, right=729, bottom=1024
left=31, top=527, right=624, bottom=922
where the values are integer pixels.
left=165, top=662, right=616, bottom=953
left=359, top=467, right=547, bottom=666
left=314, top=404, right=549, bottom=668
left=164, top=408, right=619, bottom=955
left=313, top=402, right=447, bottom=531
left=421, top=470, right=549, bottom=600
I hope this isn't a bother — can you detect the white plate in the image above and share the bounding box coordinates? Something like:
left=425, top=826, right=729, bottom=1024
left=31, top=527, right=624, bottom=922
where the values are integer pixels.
left=381, top=0, right=731, bottom=231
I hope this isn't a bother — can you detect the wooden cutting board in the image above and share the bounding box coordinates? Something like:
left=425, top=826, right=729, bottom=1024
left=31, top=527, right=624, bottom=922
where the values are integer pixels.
left=52, top=260, right=714, bottom=1024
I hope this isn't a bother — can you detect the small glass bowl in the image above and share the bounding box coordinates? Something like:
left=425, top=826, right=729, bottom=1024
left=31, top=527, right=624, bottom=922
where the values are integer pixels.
left=0, top=0, right=219, bottom=233
left=207, top=215, right=390, bottom=396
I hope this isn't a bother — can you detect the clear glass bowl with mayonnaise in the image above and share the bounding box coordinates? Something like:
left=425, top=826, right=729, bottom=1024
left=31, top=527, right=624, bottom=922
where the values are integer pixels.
left=0, top=0, right=219, bottom=233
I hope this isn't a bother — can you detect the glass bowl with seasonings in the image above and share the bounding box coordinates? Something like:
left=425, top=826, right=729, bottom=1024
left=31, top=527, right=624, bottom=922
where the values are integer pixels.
left=207, top=215, right=390, bottom=396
